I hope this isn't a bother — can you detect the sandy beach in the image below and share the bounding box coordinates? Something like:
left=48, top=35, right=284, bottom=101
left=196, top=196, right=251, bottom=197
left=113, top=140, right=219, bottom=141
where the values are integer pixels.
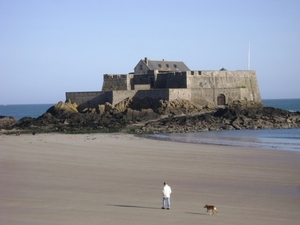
left=0, top=133, right=299, bottom=225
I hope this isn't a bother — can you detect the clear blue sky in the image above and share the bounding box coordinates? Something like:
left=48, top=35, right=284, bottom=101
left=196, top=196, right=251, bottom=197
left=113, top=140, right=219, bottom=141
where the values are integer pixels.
left=1, top=0, right=299, bottom=104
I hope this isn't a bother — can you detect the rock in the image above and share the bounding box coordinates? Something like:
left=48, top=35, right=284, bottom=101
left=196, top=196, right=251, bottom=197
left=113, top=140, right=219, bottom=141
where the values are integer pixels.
left=41, top=112, right=53, bottom=119
left=46, top=100, right=78, bottom=118
left=97, top=104, right=105, bottom=115
left=126, top=108, right=158, bottom=122
left=130, top=101, right=300, bottom=134
left=114, top=98, right=132, bottom=113
left=0, top=116, right=18, bottom=129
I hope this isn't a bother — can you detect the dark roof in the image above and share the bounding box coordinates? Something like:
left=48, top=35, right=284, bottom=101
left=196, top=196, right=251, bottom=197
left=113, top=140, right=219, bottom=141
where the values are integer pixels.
left=147, top=60, right=190, bottom=71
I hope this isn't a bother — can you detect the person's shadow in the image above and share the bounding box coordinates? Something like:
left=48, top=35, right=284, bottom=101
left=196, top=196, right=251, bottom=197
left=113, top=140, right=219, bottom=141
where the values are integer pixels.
left=108, top=205, right=210, bottom=214
left=108, top=204, right=158, bottom=210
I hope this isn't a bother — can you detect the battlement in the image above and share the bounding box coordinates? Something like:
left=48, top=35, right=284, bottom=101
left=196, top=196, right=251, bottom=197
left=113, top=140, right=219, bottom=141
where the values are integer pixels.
left=104, top=74, right=129, bottom=79
left=187, top=70, right=256, bottom=76
left=102, top=73, right=134, bottom=92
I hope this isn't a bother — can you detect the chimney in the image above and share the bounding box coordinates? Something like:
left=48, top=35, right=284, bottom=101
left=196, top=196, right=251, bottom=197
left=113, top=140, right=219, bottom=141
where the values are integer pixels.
left=144, top=57, right=148, bottom=65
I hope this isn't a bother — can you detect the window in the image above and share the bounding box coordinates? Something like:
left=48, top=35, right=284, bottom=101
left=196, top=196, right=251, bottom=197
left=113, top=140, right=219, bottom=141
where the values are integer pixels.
left=166, top=64, right=169, bottom=68
left=139, top=65, right=143, bottom=70
left=173, top=64, right=177, bottom=69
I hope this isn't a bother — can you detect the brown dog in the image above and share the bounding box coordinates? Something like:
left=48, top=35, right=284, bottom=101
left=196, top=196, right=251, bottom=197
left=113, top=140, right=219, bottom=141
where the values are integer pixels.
left=204, top=204, right=218, bottom=215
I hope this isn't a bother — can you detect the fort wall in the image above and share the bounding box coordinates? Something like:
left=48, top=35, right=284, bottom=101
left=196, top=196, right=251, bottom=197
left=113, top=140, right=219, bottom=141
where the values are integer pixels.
left=110, top=89, right=170, bottom=105
left=186, top=70, right=257, bottom=88
left=168, top=89, right=191, bottom=101
left=102, top=74, right=134, bottom=92
left=111, top=90, right=137, bottom=105
left=66, top=91, right=112, bottom=110
left=165, top=72, right=187, bottom=88
left=186, top=70, right=261, bottom=101
left=134, top=89, right=169, bottom=101
left=66, top=91, right=103, bottom=105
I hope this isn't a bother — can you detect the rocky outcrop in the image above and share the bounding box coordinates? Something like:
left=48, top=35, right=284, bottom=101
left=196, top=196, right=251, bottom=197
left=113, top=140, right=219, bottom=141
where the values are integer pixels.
left=46, top=100, right=78, bottom=118
left=1, top=99, right=299, bottom=134
left=0, top=116, right=18, bottom=129
left=133, top=102, right=300, bottom=134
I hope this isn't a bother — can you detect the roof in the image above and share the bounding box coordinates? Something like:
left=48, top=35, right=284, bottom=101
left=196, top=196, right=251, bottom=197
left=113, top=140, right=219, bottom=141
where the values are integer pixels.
left=146, top=59, right=190, bottom=72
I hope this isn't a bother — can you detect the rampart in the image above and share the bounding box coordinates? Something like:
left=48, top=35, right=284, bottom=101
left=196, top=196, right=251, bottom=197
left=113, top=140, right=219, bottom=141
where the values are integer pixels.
left=66, top=91, right=111, bottom=110
left=102, top=74, right=134, bottom=92
left=186, top=70, right=261, bottom=101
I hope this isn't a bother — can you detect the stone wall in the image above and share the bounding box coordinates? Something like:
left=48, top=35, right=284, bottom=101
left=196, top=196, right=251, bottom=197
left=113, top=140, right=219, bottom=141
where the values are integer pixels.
left=134, top=89, right=169, bottom=101
left=111, top=89, right=170, bottom=105
left=169, top=89, right=191, bottom=101
left=133, top=74, right=152, bottom=86
left=134, top=84, right=151, bottom=90
left=66, top=91, right=112, bottom=110
left=186, top=70, right=261, bottom=101
left=102, top=74, right=133, bottom=91
left=111, top=90, right=137, bottom=105
left=187, top=70, right=257, bottom=88
left=165, top=72, right=187, bottom=88
left=66, top=91, right=102, bottom=105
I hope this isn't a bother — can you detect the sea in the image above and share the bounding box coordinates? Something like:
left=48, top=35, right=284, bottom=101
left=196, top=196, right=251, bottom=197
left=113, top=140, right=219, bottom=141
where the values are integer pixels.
left=148, top=99, right=300, bottom=153
left=1, top=99, right=300, bottom=152
left=0, top=104, right=54, bottom=120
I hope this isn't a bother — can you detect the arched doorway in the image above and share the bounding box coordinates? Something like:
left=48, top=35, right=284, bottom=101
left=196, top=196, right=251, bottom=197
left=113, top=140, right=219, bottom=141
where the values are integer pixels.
left=217, top=94, right=226, bottom=105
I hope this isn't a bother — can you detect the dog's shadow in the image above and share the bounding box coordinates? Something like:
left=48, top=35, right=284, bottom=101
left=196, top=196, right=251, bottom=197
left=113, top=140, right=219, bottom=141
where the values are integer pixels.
left=185, top=212, right=208, bottom=216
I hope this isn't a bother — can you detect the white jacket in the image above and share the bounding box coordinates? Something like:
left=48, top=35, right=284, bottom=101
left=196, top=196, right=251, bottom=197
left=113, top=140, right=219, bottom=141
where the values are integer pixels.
left=162, top=184, right=172, bottom=197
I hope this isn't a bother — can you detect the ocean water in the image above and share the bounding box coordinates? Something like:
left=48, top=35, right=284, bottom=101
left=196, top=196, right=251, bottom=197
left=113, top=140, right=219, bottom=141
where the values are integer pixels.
left=262, top=98, right=300, bottom=112
left=0, top=104, right=53, bottom=120
left=150, top=98, right=300, bottom=153
left=150, top=129, right=300, bottom=153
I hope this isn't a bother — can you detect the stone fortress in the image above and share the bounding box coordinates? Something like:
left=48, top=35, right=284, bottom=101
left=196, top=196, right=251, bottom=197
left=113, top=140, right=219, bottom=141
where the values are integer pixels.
left=66, top=57, right=261, bottom=110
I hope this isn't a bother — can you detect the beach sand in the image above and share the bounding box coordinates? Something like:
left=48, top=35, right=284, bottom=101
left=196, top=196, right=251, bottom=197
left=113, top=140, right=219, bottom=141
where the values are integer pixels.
left=0, top=133, right=299, bottom=225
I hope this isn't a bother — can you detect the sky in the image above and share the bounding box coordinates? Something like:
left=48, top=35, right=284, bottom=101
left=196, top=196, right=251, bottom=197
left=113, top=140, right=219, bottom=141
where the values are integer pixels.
left=0, top=0, right=299, bottom=104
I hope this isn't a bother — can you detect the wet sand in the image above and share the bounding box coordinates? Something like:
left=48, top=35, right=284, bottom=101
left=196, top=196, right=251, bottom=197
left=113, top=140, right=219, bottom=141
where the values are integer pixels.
left=1, top=133, right=299, bottom=225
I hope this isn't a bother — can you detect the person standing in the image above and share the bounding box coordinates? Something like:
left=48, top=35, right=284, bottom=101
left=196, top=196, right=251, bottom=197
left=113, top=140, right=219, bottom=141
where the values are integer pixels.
left=162, top=182, right=172, bottom=209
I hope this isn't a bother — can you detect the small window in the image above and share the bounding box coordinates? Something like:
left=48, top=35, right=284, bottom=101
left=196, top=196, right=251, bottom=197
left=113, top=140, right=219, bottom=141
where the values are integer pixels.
left=158, top=64, right=162, bottom=68
left=139, top=65, right=143, bottom=70
left=173, top=64, right=177, bottom=68
left=166, top=64, right=169, bottom=68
